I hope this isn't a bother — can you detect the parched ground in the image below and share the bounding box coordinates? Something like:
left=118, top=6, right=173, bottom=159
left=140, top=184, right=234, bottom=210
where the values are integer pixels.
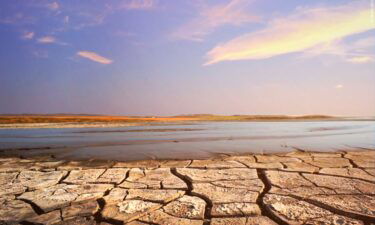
left=1, top=149, right=375, bottom=225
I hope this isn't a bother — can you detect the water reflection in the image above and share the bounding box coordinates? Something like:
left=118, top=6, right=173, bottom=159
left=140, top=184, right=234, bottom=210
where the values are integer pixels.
left=0, top=121, right=374, bottom=161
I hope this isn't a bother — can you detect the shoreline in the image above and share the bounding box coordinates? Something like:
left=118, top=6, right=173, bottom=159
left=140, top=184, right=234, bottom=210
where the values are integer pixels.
left=1, top=119, right=374, bottom=130
left=1, top=149, right=374, bottom=224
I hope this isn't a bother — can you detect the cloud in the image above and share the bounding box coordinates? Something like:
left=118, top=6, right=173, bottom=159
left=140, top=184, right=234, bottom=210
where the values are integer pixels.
left=304, top=37, right=375, bottom=63
left=335, top=84, right=343, bottom=89
left=47, top=2, right=60, bottom=10
left=21, top=31, right=35, bottom=40
left=0, top=12, right=35, bottom=25
left=121, top=0, right=156, bottom=10
left=37, top=36, right=56, bottom=44
left=77, top=51, right=113, bottom=64
left=204, top=2, right=375, bottom=65
left=36, top=36, right=68, bottom=45
left=346, top=56, right=374, bottom=64
left=171, top=0, right=259, bottom=41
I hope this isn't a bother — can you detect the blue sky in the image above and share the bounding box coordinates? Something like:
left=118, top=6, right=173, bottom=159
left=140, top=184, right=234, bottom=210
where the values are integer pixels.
left=0, top=0, right=374, bottom=116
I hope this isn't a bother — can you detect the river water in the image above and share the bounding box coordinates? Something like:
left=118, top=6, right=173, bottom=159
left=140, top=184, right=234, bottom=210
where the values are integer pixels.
left=0, top=121, right=374, bottom=161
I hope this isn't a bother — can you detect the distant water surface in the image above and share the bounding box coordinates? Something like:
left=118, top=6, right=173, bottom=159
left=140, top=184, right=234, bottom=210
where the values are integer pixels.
left=0, top=121, right=374, bottom=161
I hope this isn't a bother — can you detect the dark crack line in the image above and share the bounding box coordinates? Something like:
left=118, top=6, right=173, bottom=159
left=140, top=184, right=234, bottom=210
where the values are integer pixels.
left=58, top=170, right=70, bottom=184
left=170, top=168, right=213, bottom=225
left=256, top=169, right=289, bottom=225
left=344, top=156, right=360, bottom=168
left=186, top=160, right=193, bottom=167
left=18, top=198, right=44, bottom=215
left=93, top=188, right=125, bottom=225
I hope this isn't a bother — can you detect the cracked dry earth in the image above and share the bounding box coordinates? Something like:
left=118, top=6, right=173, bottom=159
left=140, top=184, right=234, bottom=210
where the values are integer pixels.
left=1, top=150, right=375, bottom=225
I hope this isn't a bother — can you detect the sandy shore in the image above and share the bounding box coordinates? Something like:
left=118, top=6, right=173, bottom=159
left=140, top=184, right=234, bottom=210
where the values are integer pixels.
left=1, top=149, right=374, bottom=224
left=0, top=122, right=142, bottom=129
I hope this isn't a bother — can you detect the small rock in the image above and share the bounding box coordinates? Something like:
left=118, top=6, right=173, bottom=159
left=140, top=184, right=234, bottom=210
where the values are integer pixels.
left=163, top=195, right=206, bottom=219
left=211, top=203, right=261, bottom=217
left=102, top=200, right=161, bottom=222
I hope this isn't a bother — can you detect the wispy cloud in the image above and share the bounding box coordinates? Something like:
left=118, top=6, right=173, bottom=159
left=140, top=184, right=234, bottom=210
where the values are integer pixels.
left=171, top=0, right=259, bottom=42
left=305, top=37, right=375, bottom=64
left=121, top=0, right=156, bottom=10
left=0, top=12, right=35, bottom=25
left=47, top=2, right=60, bottom=10
left=77, top=51, right=113, bottom=64
left=205, top=2, right=375, bottom=65
left=37, top=36, right=56, bottom=44
left=37, top=35, right=69, bottom=46
left=347, top=56, right=374, bottom=64
left=21, top=31, right=35, bottom=40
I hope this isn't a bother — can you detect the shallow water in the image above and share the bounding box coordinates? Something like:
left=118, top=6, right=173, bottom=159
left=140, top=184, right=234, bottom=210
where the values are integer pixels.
left=0, top=121, right=374, bottom=160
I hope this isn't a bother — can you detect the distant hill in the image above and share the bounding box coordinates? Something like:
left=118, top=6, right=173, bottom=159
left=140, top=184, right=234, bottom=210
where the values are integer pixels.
left=173, top=114, right=336, bottom=120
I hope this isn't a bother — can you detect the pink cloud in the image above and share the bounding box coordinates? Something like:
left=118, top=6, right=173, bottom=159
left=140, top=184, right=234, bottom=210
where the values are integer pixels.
left=21, top=31, right=35, bottom=40
left=121, top=0, right=156, bottom=10
left=77, top=51, right=113, bottom=64
left=47, top=2, right=59, bottom=10
left=37, top=36, right=56, bottom=44
left=205, top=2, right=375, bottom=65
left=171, top=0, right=259, bottom=41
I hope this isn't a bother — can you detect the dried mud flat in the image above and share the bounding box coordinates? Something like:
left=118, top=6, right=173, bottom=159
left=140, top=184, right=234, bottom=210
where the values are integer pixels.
left=1, top=149, right=375, bottom=225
